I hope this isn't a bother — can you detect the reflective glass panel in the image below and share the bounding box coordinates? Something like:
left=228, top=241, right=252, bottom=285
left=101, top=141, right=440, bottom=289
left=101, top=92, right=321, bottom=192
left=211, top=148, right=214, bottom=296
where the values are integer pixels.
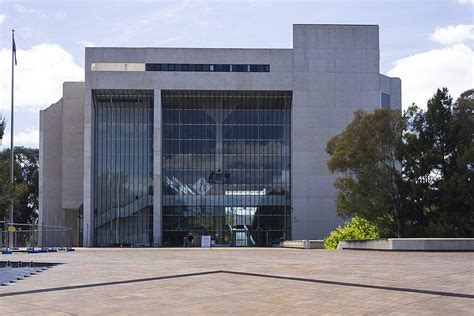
left=93, top=90, right=154, bottom=247
left=162, top=90, right=292, bottom=247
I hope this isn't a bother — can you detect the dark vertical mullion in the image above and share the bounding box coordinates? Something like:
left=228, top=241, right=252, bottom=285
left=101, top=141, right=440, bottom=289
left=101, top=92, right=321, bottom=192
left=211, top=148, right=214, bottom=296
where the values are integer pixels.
left=112, top=90, right=117, bottom=245
left=117, top=91, right=122, bottom=245
left=117, top=93, right=124, bottom=242
left=138, top=92, right=142, bottom=244
left=117, top=92, right=121, bottom=244
left=145, top=93, right=148, bottom=243
left=129, top=92, right=133, bottom=244
left=107, top=90, right=116, bottom=243
left=105, top=91, right=109, bottom=246
left=142, top=93, right=147, bottom=244
left=140, top=92, right=144, bottom=244
left=93, top=93, right=98, bottom=246
left=124, top=93, right=129, bottom=244
left=94, top=95, right=98, bottom=246
left=144, top=93, right=147, bottom=244
left=99, top=93, right=103, bottom=246
left=104, top=93, right=109, bottom=246
left=135, top=94, right=139, bottom=244
left=240, top=93, right=245, bottom=224
left=101, top=94, right=104, bottom=245
left=127, top=93, right=133, bottom=245
left=137, top=93, right=141, bottom=244
left=130, top=92, right=134, bottom=244
left=114, top=92, right=119, bottom=245
left=147, top=92, right=150, bottom=244
left=113, top=93, right=117, bottom=245
left=97, top=94, right=101, bottom=246
left=149, top=92, right=153, bottom=245
left=130, top=91, right=135, bottom=245
left=93, top=93, right=97, bottom=245
left=148, top=93, right=151, bottom=245
left=133, top=90, right=139, bottom=245
left=103, top=93, right=108, bottom=245
left=94, top=94, right=98, bottom=246
left=134, top=91, right=138, bottom=245
left=193, top=92, right=197, bottom=233
left=129, top=92, right=134, bottom=245
left=137, top=90, right=143, bottom=244
left=107, top=92, right=112, bottom=245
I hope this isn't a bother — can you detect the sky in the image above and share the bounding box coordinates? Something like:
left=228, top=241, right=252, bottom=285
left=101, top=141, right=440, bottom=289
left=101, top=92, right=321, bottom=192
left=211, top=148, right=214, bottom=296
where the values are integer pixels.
left=0, top=0, right=472, bottom=149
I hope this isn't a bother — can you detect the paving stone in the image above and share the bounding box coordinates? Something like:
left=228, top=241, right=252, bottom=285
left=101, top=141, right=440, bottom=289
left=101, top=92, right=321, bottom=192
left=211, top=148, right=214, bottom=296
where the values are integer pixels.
left=0, top=248, right=472, bottom=314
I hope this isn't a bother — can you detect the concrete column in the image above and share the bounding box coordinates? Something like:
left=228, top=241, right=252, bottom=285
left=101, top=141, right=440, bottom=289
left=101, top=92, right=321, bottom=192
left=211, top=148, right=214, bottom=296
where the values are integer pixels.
left=82, top=89, right=93, bottom=247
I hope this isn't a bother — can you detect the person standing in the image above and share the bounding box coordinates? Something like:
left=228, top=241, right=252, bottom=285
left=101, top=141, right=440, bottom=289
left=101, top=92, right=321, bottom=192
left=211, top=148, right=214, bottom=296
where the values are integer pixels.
left=183, top=233, right=188, bottom=248
left=187, top=233, right=194, bottom=248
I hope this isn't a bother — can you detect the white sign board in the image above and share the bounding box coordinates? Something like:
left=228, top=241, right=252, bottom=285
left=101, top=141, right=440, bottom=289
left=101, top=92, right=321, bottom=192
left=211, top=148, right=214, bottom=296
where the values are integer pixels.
left=201, top=235, right=211, bottom=248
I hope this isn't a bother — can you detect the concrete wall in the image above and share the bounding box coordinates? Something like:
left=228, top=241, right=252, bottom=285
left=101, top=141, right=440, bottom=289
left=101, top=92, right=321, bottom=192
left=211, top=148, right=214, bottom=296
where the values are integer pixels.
left=39, top=98, right=63, bottom=245
left=380, top=74, right=402, bottom=109
left=337, top=239, right=474, bottom=251
left=39, top=82, right=84, bottom=246
left=291, top=24, right=400, bottom=240
left=62, top=83, right=85, bottom=210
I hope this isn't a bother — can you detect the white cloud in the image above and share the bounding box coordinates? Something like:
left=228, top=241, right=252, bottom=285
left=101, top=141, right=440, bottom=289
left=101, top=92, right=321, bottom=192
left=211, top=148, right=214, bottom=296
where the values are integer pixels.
left=458, top=0, right=474, bottom=4
left=78, top=40, right=96, bottom=47
left=430, top=24, right=474, bottom=45
left=1, top=128, right=39, bottom=148
left=0, top=44, right=84, bottom=112
left=54, top=10, right=67, bottom=20
left=0, top=14, right=5, bottom=24
left=388, top=44, right=473, bottom=110
left=14, top=4, right=66, bottom=20
left=110, top=0, right=193, bottom=45
left=14, top=4, right=47, bottom=18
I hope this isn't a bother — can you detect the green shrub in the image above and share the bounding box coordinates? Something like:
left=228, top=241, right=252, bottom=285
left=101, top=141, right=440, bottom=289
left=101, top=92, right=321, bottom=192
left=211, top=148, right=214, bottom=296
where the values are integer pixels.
left=323, top=216, right=380, bottom=249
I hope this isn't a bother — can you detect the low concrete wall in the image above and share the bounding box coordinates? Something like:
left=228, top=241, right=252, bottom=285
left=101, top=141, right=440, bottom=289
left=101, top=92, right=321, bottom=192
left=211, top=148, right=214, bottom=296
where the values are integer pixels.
left=337, top=239, right=391, bottom=250
left=337, top=238, right=474, bottom=251
left=281, top=240, right=324, bottom=249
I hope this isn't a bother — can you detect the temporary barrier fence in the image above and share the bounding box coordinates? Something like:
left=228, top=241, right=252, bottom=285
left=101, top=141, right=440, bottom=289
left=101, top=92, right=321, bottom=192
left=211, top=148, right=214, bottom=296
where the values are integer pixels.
left=1, top=222, right=73, bottom=250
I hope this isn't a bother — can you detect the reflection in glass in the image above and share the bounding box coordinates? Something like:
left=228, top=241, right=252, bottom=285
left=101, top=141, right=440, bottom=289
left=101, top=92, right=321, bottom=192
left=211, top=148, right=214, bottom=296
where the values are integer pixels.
left=162, top=90, right=292, bottom=246
left=93, top=90, right=154, bottom=246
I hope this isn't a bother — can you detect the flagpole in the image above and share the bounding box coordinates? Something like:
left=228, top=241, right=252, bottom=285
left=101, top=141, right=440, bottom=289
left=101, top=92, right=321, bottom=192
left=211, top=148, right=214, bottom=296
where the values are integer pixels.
left=9, top=29, right=15, bottom=248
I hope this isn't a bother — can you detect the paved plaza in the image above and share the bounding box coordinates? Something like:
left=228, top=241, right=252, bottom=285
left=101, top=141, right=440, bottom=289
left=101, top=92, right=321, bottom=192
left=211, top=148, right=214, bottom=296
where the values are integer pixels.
left=0, top=248, right=473, bottom=315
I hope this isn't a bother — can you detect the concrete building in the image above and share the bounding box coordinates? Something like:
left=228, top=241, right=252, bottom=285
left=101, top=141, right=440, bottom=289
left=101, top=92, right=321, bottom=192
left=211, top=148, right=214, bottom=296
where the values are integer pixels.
left=39, top=24, right=401, bottom=247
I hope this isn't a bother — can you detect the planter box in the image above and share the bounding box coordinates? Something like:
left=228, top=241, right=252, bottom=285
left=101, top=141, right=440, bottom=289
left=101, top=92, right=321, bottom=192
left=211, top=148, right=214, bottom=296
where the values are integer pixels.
left=280, top=240, right=324, bottom=249
left=337, top=238, right=474, bottom=251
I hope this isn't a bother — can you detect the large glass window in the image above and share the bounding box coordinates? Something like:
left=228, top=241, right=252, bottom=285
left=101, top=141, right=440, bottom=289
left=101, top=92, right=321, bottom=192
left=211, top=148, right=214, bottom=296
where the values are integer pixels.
left=162, top=90, right=292, bottom=247
left=145, top=64, right=270, bottom=72
left=93, top=90, right=154, bottom=246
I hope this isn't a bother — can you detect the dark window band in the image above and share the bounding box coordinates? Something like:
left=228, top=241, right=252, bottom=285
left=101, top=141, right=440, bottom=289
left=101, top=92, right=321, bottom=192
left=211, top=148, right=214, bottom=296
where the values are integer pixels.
left=145, top=63, right=270, bottom=73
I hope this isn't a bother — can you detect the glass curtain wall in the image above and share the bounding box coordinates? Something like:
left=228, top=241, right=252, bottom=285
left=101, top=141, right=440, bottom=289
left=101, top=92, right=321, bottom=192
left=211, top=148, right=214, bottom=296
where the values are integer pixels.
left=93, top=90, right=154, bottom=246
left=162, top=90, right=292, bottom=246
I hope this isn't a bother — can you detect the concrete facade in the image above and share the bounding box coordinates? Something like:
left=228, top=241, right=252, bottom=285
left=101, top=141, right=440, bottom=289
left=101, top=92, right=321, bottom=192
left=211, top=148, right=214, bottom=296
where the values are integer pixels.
left=39, top=24, right=401, bottom=247
left=291, top=25, right=401, bottom=239
left=39, top=82, right=84, bottom=246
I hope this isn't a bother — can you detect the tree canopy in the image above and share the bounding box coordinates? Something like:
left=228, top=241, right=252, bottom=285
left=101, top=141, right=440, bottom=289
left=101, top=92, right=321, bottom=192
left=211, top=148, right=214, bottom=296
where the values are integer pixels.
left=326, top=88, right=473, bottom=238
left=0, top=147, right=38, bottom=223
left=326, top=108, right=405, bottom=236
